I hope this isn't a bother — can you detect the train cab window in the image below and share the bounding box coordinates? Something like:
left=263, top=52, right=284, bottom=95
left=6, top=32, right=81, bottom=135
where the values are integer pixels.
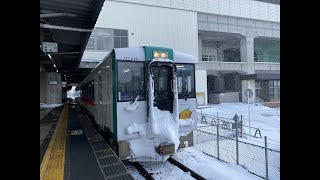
left=176, top=64, right=196, bottom=99
left=117, top=61, right=145, bottom=102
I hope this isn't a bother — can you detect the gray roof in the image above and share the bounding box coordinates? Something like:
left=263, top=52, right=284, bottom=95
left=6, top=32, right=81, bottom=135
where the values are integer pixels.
left=40, top=0, right=105, bottom=85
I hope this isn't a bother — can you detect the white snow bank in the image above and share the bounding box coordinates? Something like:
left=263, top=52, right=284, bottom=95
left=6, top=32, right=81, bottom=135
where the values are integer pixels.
left=128, top=139, right=158, bottom=159
left=126, top=123, right=147, bottom=137
left=152, top=107, right=180, bottom=147
left=197, top=102, right=280, bottom=145
left=127, top=147, right=261, bottom=179
left=40, top=103, right=63, bottom=109
left=173, top=147, right=260, bottom=180
left=148, top=70, right=180, bottom=150
left=130, top=59, right=180, bottom=161
left=128, top=138, right=167, bottom=161
left=179, top=118, right=194, bottom=126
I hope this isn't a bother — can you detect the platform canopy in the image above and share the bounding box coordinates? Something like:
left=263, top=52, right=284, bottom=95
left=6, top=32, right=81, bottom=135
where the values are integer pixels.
left=40, top=0, right=105, bottom=86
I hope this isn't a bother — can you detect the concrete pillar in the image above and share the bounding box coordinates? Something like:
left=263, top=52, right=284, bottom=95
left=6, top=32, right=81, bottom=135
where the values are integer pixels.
left=241, top=80, right=256, bottom=103
left=195, top=70, right=208, bottom=105
left=47, top=72, right=62, bottom=104
left=240, top=37, right=255, bottom=74
left=40, top=72, right=63, bottom=104
left=240, top=37, right=256, bottom=103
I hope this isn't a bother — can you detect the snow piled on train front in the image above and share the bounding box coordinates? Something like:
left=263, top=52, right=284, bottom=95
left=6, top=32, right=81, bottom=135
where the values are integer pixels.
left=127, top=58, right=180, bottom=162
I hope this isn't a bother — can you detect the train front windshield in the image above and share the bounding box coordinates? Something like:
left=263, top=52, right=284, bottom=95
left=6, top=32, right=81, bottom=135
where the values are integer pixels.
left=117, top=61, right=196, bottom=103
left=117, top=61, right=145, bottom=102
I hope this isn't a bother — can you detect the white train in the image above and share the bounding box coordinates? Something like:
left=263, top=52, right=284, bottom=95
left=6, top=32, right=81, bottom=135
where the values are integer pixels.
left=76, top=46, right=198, bottom=162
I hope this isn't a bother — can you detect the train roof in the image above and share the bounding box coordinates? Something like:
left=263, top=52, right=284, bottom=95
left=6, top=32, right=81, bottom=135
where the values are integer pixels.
left=114, top=47, right=196, bottom=64
left=77, top=47, right=196, bottom=88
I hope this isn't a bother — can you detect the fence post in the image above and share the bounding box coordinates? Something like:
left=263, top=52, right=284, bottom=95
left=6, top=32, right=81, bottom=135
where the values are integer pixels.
left=240, top=115, right=243, bottom=137
left=217, top=112, right=220, bottom=160
left=264, top=136, right=269, bottom=180
left=200, top=108, right=203, bottom=123
left=235, top=114, right=239, bottom=165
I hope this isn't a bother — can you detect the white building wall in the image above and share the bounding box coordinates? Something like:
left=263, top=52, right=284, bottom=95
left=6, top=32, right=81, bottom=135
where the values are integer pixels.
left=195, top=70, right=207, bottom=105
left=106, top=0, right=280, bottom=22
left=96, top=0, right=199, bottom=60
left=90, top=0, right=279, bottom=104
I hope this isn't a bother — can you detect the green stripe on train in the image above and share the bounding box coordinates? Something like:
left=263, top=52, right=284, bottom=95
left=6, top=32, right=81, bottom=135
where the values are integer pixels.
left=112, top=50, right=117, bottom=141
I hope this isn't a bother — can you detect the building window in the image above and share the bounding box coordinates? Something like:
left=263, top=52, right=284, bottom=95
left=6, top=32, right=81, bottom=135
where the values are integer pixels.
left=202, top=55, right=208, bottom=61
left=269, top=80, right=280, bottom=100
left=223, top=49, right=241, bottom=62
left=202, top=55, right=216, bottom=61
left=85, top=28, right=128, bottom=51
left=254, top=38, right=280, bottom=63
left=114, top=29, right=128, bottom=48
left=96, top=28, right=112, bottom=50
left=86, top=31, right=95, bottom=50
left=224, top=74, right=235, bottom=91
left=255, top=81, right=262, bottom=99
left=201, top=47, right=217, bottom=61
left=254, top=52, right=258, bottom=62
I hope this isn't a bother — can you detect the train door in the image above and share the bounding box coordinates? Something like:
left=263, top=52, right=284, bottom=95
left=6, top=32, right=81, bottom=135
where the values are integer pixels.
left=149, top=62, right=176, bottom=113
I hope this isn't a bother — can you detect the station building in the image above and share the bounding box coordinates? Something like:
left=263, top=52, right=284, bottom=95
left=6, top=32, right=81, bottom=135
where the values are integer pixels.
left=81, top=0, right=280, bottom=105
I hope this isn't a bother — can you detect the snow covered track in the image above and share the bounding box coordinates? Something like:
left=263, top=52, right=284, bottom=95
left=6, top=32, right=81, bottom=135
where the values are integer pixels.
left=131, top=162, right=155, bottom=180
left=168, top=157, right=206, bottom=180
left=130, top=158, right=206, bottom=180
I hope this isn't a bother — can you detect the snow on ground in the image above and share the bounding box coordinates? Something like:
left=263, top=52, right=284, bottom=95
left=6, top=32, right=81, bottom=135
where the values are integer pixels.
left=126, top=147, right=260, bottom=180
left=193, top=131, right=280, bottom=180
left=126, top=160, right=195, bottom=180
left=197, top=103, right=280, bottom=149
left=195, top=103, right=280, bottom=180
left=124, top=102, right=279, bottom=179
left=40, top=103, right=63, bottom=109
left=173, top=147, right=260, bottom=180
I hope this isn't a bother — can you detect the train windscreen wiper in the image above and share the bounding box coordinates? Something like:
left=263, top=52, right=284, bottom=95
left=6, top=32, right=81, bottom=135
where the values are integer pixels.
left=130, top=94, right=139, bottom=105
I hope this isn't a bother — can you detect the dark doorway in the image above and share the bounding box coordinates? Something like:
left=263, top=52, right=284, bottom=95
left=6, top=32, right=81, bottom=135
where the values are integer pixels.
left=150, top=62, right=175, bottom=113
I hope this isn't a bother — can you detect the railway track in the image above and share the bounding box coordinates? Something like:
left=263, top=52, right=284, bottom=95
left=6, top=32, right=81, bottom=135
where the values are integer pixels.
left=131, top=158, right=206, bottom=180
left=168, top=157, right=206, bottom=180
left=131, top=162, right=155, bottom=180
left=82, top=105, right=205, bottom=180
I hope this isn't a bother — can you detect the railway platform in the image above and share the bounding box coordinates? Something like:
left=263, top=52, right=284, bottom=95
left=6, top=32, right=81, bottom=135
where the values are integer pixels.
left=40, top=103, right=134, bottom=180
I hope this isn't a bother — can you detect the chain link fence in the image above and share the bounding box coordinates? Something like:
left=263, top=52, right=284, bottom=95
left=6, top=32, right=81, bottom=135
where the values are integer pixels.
left=194, top=113, right=280, bottom=180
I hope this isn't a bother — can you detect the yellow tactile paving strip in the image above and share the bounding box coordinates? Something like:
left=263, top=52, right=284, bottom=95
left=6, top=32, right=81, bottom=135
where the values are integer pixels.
left=40, top=103, right=68, bottom=180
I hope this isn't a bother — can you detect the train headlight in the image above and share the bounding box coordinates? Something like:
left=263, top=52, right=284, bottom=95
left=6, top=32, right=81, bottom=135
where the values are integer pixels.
left=153, top=51, right=160, bottom=58
left=160, top=52, right=168, bottom=59
left=153, top=51, right=168, bottom=59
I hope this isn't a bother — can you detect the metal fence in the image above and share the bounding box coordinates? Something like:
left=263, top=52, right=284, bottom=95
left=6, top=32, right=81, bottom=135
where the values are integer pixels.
left=195, top=113, right=280, bottom=180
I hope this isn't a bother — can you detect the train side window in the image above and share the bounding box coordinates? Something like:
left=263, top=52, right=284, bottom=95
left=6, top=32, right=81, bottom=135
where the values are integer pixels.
left=176, top=64, right=196, bottom=99
left=117, top=61, right=145, bottom=102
